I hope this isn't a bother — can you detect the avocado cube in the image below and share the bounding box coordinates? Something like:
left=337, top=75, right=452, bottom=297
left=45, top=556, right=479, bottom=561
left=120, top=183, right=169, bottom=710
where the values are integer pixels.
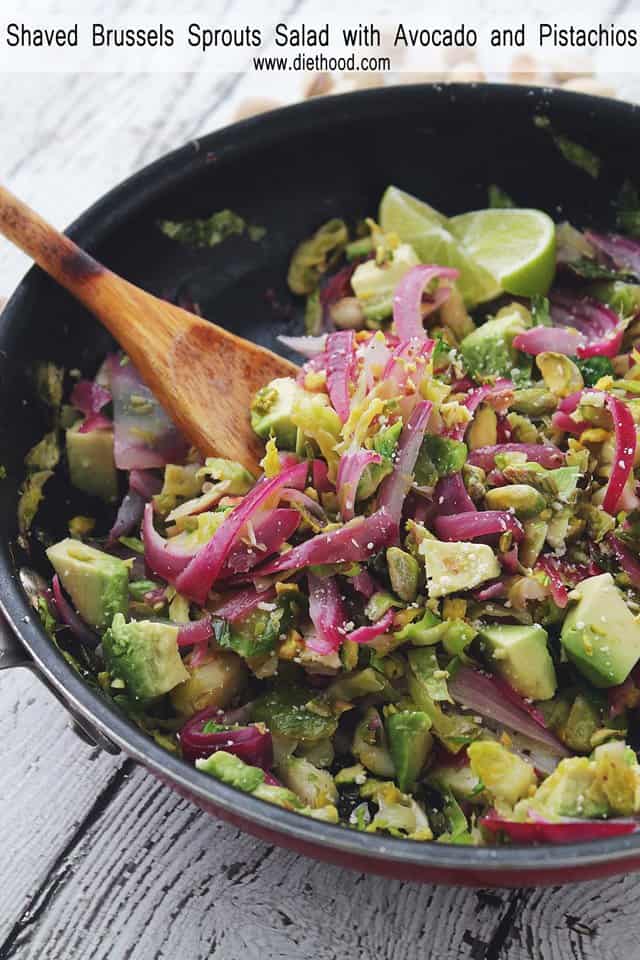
left=419, top=540, right=500, bottom=598
left=46, top=538, right=129, bottom=630
left=66, top=422, right=118, bottom=502
left=196, top=750, right=265, bottom=792
left=561, top=695, right=601, bottom=753
left=468, top=741, right=536, bottom=807
left=479, top=623, right=557, bottom=701
left=561, top=573, right=640, bottom=687
left=103, top=613, right=189, bottom=701
left=351, top=243, right=420, bottom=321
left=250, top=377, right=303, bottom=450
left=386, top=710, right=433, bottom=792
left=459, top=305, right=529, bottom=380
left=520, top=756, right=608, bottom=819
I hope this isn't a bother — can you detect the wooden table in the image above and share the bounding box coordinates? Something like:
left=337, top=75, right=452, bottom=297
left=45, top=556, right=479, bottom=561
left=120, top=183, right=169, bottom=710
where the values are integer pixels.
left=3, top=49, right=640, bottom=960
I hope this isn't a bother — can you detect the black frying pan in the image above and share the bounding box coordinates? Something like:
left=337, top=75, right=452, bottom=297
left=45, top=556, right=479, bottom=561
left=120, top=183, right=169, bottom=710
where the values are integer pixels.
left=2, top=83, right=639, bottom=885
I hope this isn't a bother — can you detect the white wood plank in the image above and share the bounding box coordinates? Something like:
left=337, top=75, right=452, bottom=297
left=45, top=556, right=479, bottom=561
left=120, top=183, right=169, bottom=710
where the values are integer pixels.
left=1, top=765, right=518, bottom=960
left=0, top=670, right=123, bottom=942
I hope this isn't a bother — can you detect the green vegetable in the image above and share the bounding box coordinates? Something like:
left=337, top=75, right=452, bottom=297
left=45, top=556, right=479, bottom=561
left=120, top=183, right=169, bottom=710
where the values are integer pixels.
left=251, top=671, right=338, bottom=742
left=159, top=209, right=264, bottom=248
left=103, top=614, right=189, bottom=702
left=535, top=116, right=600, bottom=179
left=386, top=710, right=433, bottom=792
left=576, top=356, right=614, bottom=386
left=197, top=751, right=266, bottom=792
left=287, top=218, right=348, bottom=295
left=35, top=362, right=64, bottom=411
left=221, top=595, right=298, bottom=659
left=488, top=184, right=515, bottom=209
left=18, top=469, right=53, bottom=540
left=25, top=430, right=60, bottom=471
left=414, top=436, right=467, bottom=486
left=616, top=179, right=640, bottom=237
left=407, top=648, right=451, bottom=703
left=352, top=707, right=395, bottom=777
left=304, top=289, right=323, bottom=335
left=128, top=580, right=159, bottom=601
left=531, top=295, right=551, bottom=327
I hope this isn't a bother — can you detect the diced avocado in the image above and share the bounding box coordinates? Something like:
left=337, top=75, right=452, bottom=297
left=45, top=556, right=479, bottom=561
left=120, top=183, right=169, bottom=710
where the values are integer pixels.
left=468, top=741, right=536, bottom=807
left=46, top=538, right=128, bottom=629
left=66, top=423, right=118, bottom=502
left=103, top=613, right=189, bottom=701
left=561, top=694, right=601, bottom=753
left=519, top=519, right=548, bottom=569
left=414, top=436, right=468, bottom=487
left=460, top=304, right=530, bottom=381
left=251, top=377, right=303, bottom=450
left=428, top=760, right=484, bottom=802
left=387, top=547, right=420, bottom=602
left=351, top=243, right=420, bottom=321
left=278, top=757, right=338, bottom=808
left=420, top=540, right=500, bottom=598
left=170, top=651, right=247, bottom=715
left=517, top=756, right=608, bottom=819
left=196, top=750, right=265, bottom=792
left=561, top=573, right=640, bottom=687
left=592, top=740, right=640, bottom=816
left=479, top=623, right=557, bottom=701
left=386, top=710, right=433, bottom=792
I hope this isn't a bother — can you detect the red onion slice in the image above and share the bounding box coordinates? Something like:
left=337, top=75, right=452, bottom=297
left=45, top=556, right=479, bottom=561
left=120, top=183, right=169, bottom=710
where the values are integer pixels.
left=336, top=450, right=382, bottom=521
left=378, top=401, right=432, bottom=530
left=434, top=510, right=524, bottom=543
left=326, top=330, right=356, bottom=422
left=393, top=265, right=459, bottom=340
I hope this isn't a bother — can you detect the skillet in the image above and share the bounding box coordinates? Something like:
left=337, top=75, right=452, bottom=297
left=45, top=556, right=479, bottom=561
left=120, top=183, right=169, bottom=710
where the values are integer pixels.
left=2, top=82, right=640, bottom=886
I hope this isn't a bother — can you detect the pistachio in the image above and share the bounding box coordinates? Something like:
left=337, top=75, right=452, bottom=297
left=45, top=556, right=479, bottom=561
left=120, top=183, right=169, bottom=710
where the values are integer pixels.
left=467, top=404, right=498, bottom=450
left=519, top=518, right=549, bottom=568
left=387, top=546, right=420, bottom=602
left=485, top=483, right=546, bottom=519
left=536, top=352, right=584, bottom=397
left=511, top=387, right=558, bottom=416
left=506, top=411, right=539, bottom=444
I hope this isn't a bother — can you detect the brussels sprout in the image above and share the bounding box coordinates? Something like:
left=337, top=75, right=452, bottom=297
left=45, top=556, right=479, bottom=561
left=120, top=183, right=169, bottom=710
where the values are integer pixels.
left=287, top=218, right=349, bottom=295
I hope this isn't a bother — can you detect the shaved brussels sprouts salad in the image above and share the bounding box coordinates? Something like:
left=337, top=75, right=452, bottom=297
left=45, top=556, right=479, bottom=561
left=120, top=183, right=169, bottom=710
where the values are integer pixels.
left=24, top=183, right=640, bottom=847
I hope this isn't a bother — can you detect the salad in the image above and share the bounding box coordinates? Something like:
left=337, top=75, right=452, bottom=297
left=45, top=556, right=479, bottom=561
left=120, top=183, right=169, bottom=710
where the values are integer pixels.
left=22, top=183, right=640, bottom=847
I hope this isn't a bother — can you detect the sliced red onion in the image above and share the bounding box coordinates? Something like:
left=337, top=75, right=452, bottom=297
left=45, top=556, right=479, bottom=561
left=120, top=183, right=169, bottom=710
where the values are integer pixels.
left=550, top=292, right=624, bottom=359
left=499, top=544, right=521, bottom=573
left=551, top=411, right=587, bottom=435
left=348, top=609, right=395, bottom=644
left=435, top=510, right=524, bottom=543
left=70, top=379, right=112, bottom=433
left=129, top=468, right=162, bottom=499
left=221, top=508, right=300, bottom=576
left=359, top=333, right=393, bottom=390
left=51, top=574, right=99, bottom=648
left=393, top=265, right=459, bottom=341
left=481, top=811, right=636, bottom=844
left=433, top=473, right=476, bottom=517
left=108, top=354, right=188, bottom=470
left=383, top=337, right=435, bottom=390
left=472, top=580, right=508, bottom=601
left=212, top=586, right=276, bottom=622
left=448, top=667, right=569, bottom=756
left=468, top=443, right=564, bottom=471
left=326, top=330, right=356, bottom=422
left=78, top=413, right=112, bottom=434
left=513, top=326, right=585, bottom=357
left=585, top=231, right=640, bottom=279
left=176, top=615, right=213, bottom=648
left=175, top=462, right=308, bottom=604
left=280, top=489, right=326, bottom=522
left=108, top=488, right=145, bottom=545
left=337, top=450, right=382, bottom=521
left=535, top=555, right=600, bottom=609
left=350, top=569, right=379, bottom=599
left=608, top=536, right=640, bottom=590
left=320, top=263, right=358, bottom=325
left=255, top=508, right=396, bottom=576
left=378, top=401, right=432, bottom=529
left=307, top=573, right=348, bottom=654
left=448, top=380, right=514, bottom=441
left=312, top=459, right=334, bottom=493
left=602, top=394, right=636, bottom=513
left=143, top=502, right=197, bottom=581
left=278, top=334, right=327, bottom=358
left=180, top=709, right=273, bottom=768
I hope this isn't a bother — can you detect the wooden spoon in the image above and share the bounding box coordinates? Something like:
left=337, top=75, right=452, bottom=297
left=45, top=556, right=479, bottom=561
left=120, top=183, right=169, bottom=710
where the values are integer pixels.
left=0, top=185, right=298, bottom=472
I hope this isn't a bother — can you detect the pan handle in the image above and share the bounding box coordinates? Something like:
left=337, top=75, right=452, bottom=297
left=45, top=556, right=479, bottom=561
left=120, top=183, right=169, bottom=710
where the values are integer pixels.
left=0, top=608, right=121, bottom=755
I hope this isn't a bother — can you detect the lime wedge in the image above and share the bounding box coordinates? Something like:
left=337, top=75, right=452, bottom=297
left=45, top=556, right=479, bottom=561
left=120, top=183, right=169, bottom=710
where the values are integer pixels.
left=448, top=209, right=556, bottom=298
left=379, top=187, right=500, bottom=307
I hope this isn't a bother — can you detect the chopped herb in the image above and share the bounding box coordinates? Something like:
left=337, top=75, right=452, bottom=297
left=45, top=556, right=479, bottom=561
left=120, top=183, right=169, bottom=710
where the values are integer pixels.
left=531, top=295, right=551, bottom=327
left=567, top=258, right=629, bottom=282
left=118, top=535, right=145, bottom=554
left=535, top=115, right=600, bottom=179
left=616, top=180, right=640, bottom=237
left=159, top=209, right=265, bottom=248
left=488, top=184, right=515, bottom=209
left=576, top=356, right=614, bottom=387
